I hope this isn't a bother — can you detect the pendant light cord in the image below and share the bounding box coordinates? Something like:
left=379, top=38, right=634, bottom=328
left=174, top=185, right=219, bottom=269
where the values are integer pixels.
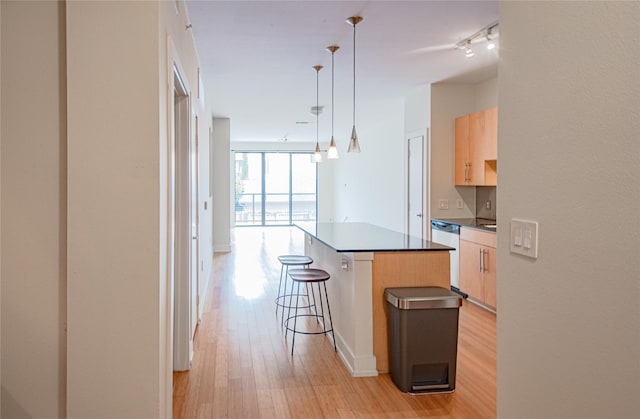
left=352, top=22, right=356, bottom=125
left=331, top=49, right=335, bottom=137
left=316, top=68, right=319, bottom=145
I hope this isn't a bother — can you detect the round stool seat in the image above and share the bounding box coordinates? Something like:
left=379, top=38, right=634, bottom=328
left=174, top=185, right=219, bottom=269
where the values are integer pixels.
left=278, top=255, right=313, bottom=266
left=288, top=268, right=330, bottom=283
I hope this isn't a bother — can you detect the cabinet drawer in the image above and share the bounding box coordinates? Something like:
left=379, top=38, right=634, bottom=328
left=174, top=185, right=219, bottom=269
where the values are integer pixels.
left=460, top=227, right=496, bottom=248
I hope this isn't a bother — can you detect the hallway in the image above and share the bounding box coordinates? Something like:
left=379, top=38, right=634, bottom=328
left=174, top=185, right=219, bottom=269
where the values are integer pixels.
left=173, top=227, right=496, bottom=418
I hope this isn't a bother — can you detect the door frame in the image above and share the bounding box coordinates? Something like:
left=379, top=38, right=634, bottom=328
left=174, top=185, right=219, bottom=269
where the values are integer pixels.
left=172, top=63, right=193, bottom=371
left=406, top=128, right=430, bottom=241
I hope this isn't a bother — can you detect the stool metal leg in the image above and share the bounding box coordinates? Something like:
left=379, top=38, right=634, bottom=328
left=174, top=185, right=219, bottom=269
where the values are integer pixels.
left=323, top=281, right=337, bottom=352
left=279, top=265, right=290, bottom=326
left=275, top=263, right=285, bottom=317
left=290, top=281, right=301, bottom=356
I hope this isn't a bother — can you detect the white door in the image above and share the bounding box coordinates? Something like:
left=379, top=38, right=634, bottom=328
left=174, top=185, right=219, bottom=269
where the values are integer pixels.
left=190, top=114, right=199, bottom=341
left=408, top=134, right=425, bottom=240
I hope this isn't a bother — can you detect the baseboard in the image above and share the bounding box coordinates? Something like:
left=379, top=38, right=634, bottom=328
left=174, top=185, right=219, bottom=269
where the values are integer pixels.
left=213, top=244, right=231, bottom=253
left=334, top=330, right=378, bottom=377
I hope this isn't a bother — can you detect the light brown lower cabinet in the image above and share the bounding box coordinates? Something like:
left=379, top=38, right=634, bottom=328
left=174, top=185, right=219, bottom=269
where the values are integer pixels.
left=459, top=227, right=496, bottom=309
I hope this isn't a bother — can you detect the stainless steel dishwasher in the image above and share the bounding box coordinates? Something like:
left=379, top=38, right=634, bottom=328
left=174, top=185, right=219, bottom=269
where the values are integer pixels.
left=431, top=220, right=464, bottom=296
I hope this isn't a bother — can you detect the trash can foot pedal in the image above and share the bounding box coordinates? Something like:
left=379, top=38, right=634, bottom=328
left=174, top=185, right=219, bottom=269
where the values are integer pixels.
left=411, top=383, right=450, bottom=391
left=408, top=389, right=455, bottom=396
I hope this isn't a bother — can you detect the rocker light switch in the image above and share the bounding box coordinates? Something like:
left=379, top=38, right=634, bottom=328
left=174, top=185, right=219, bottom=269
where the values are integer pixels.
left=510, top=219, right=539, bottom=259
left=514, top=227, right=523, bottom=246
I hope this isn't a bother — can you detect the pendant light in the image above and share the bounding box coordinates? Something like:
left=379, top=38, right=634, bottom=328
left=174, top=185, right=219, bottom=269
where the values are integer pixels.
left=326, top=45, right=339, bottom=159
left=312, top=65, right=323, bottom=163
left=346, top=16, right=363, bottom=153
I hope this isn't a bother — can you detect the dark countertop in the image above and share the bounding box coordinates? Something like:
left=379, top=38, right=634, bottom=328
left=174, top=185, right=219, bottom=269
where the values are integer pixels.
left=295, top=222, right=454, bottom=253
left=431, top=217, right=497, bottom=233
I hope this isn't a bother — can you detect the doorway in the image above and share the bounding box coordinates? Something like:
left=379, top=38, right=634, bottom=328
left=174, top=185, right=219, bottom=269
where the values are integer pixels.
left=173, top=67, right=198, bottom=371
left=407, top=131, right=429, bottom=240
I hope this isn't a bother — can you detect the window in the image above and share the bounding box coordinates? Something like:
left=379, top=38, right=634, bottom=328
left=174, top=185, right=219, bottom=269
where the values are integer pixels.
left=235, top=152, right=317, bottom=226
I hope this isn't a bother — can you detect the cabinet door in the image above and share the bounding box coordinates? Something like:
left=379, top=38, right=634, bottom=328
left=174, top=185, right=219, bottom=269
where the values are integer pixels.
left=459, top=239, right=482, bottom=302
left=454, top=115, right=470, bottom=185
left=484, top=107, right=498, bottom=161
left=482, top=246, right=497, bottom=308
left=469, top=111, right=485, bottom=185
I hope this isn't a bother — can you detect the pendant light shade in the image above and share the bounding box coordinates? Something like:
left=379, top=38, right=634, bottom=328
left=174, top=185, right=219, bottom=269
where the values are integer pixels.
left=326, top=45, right=339, bottom=159
left=346, top=16, right=363, bottom=153
left=348, top=126, right=360, bottom=153
left=312, top=65, right=323, bottom=163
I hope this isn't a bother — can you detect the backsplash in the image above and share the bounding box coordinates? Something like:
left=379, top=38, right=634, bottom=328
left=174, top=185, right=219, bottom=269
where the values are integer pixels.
left=476, top=186, right=496, bottom=219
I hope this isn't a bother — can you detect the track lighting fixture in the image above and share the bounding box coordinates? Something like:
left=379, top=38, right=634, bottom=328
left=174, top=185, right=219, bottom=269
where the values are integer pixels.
left=464, top=40, right=474, bottom=58
left=456, top=21, right=499, bottom=58
left=486, top=27, right=496, bottom=50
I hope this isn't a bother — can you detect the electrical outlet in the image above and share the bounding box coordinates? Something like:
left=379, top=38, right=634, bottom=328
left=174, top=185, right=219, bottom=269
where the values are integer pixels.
left=510, top=219, right=539, bottom=258
left=486, top=200, right=491, bottom=209
left=439, top=199, right=449, bottom=210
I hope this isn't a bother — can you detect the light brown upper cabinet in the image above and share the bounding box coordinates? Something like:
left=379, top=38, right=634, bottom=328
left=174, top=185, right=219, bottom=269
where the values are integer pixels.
left=454, top=115, right=471, bottom=185
left=454, top=107, right=498, bottom=186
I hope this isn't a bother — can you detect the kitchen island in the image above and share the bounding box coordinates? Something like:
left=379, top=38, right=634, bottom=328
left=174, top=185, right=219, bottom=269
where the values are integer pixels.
left=296, top=222, right=453, bottom=376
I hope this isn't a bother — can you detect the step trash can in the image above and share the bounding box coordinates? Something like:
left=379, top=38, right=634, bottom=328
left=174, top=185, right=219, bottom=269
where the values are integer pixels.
left=385, top=286, right=462, bottom=394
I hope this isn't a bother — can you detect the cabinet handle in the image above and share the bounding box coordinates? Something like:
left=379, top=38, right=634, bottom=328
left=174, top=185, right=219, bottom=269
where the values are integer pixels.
left=482, top=249, right=486, bottom=273
left=480, top=249, right=487, bottom=273
left=465, top=162, right=469, bottom=182
left=479, top=248, right=487, bottom=273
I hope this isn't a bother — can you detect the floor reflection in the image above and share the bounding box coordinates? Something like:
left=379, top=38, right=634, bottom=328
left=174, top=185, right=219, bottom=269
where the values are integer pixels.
left=229, top=226, right=304, bottom=300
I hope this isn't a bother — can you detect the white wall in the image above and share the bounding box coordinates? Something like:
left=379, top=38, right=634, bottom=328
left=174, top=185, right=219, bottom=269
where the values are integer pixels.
left=1, top=2, right=66, bottom=417
left=0, top=1, right=210, bottom=417
left=65, top=1, right=208, bottom=417
left=474, top=77, right=498, bottom=111
left=497, top=2, right=640, bottom=418
left=430, top=77, right=498, bottom=220
left=317, top=159, right=335, bottom=223
left=66, top=2, right=162, bottom=416
left=404, top=85, right=431, bottom=134
left=430, top=84, right=476, bottom=219
left=159, top=1, right=213, bottom=414
left=212, top=117, right=231, bottom=251
left=333, top=97, right=405, bottom=233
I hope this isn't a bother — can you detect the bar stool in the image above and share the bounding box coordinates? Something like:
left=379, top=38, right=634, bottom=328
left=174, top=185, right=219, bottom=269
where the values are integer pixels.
left=285, top=268, right=336, bottom=355
left=276, top=255, right=312, bottom=325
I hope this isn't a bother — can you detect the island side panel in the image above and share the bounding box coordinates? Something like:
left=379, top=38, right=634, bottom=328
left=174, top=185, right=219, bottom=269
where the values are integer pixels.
left=372, top=251, right=450, bottom=372
left=304, top=234, right=378, bottom=376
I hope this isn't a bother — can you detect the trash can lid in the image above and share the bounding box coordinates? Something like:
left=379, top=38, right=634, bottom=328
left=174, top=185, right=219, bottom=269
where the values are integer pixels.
left=385, top=287, right=462, bottom=310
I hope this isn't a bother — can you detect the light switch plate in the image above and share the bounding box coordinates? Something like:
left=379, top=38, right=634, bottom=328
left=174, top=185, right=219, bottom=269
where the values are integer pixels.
left=510, top=219, right=539, bottom=259
left=439, top=199, right=449, bottom=210
left=456, top=199, right=464, bottom=209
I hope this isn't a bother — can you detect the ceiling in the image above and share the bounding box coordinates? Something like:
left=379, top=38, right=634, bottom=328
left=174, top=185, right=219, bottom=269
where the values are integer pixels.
left=185, top=1, right=499, bottom=143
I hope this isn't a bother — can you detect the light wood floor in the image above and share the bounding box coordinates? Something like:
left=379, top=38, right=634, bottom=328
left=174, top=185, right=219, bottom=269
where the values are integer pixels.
left=173, top=227, right=496, bottom=418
